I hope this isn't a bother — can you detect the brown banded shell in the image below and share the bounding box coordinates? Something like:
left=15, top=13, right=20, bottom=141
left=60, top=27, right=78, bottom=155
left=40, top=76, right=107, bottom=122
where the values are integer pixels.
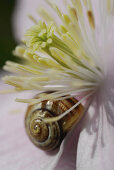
left=25, top=94, right=84, bottom=151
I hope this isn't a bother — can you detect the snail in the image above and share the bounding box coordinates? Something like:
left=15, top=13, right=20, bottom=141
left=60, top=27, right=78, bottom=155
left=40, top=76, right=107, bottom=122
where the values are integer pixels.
left=25, top=93, right=84, bottom=151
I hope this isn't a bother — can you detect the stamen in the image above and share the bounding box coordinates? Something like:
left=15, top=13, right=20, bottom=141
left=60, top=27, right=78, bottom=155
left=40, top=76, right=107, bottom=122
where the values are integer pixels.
left=0, top=89, right=18, bottom=94
left=44, top=91, right=94, bottom=123
left=15, top=98, right=37, bottom=103
left=1, top=0, right=107, bottom=117
left=28, top=15, right=37, bottom=24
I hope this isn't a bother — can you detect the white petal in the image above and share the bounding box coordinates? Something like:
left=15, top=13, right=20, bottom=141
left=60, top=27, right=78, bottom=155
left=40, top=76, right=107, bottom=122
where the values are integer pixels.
left=0, top=80, right=61, bottom=170
left=54, top=119, right=83, bottom=170
left=77, top=77, right=114, bottom=170
left=0, top=77, right=80, bottom=170
left=13, top=0, right=41, bottom=41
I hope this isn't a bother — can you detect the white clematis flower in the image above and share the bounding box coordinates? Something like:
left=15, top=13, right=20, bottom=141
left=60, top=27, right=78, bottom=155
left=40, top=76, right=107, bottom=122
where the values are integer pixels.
left=1, top=0, right=114, bottom=170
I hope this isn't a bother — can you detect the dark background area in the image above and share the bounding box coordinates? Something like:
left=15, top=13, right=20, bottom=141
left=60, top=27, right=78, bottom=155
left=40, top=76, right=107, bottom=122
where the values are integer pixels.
left=0, top=0, right=17, bottom=69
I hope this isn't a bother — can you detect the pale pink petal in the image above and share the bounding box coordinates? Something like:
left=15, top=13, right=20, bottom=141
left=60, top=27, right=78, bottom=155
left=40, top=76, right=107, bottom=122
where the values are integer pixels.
left=77, top=77, right=114, bottom=170
left=12, top=0, right=41, bottom=41
left=0, top=76, right=81, bottom=170
left=0, top=82, right=55, bottom=170
left=54, top=118, right=83, bottom=170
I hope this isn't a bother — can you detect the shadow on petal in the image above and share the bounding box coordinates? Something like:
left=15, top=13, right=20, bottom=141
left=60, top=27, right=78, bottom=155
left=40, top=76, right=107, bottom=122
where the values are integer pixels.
left=53, top=114, right=84, bottom=170
left=76, top=76, right=114, bottom=170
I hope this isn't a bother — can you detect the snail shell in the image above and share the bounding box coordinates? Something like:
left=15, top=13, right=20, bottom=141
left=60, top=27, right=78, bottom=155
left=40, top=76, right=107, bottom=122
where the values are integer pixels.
left=25, top=93, right=84, bottom=151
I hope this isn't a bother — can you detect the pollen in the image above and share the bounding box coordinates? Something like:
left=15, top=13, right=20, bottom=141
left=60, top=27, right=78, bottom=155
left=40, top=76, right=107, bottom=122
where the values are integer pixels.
left=69, top=7, right=78, bottom=22
left=87, top=10, right=95, bottom=30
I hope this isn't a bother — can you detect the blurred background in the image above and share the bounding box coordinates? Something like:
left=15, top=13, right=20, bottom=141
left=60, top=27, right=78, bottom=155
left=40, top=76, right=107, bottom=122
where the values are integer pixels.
left=0, top=0, right=17, bottom=69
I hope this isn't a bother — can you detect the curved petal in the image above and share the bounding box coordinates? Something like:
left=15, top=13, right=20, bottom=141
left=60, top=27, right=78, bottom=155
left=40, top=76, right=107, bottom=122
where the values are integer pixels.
left=54, top=117, right=82, bottom=170
left=12, top=0, right=51, bottom=41
left=77, top=77, right=114, bottom=170
left=0, top=80, right=64, bottom=170
left=12, top=0, right=41, bottom=41
left=0, top=78, right=81, bottom=170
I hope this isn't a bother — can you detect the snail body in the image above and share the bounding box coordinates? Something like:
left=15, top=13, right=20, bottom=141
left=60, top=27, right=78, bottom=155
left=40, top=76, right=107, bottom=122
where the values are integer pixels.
left=25, top=93, right=84, bottom=151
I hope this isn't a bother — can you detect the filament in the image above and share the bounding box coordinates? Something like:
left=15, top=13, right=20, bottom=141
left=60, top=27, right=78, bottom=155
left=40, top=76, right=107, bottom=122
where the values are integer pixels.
left=44, top=91, right=95, bottom=123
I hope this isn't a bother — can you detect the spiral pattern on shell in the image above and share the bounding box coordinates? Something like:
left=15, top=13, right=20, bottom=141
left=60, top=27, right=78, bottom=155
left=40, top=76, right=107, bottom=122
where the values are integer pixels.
left=25, top=94, right=84, bottom=151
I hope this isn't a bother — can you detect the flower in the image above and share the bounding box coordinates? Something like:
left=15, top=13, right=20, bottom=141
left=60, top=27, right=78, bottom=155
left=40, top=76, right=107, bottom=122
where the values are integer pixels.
left=1, top=0, right=114, bottom=170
